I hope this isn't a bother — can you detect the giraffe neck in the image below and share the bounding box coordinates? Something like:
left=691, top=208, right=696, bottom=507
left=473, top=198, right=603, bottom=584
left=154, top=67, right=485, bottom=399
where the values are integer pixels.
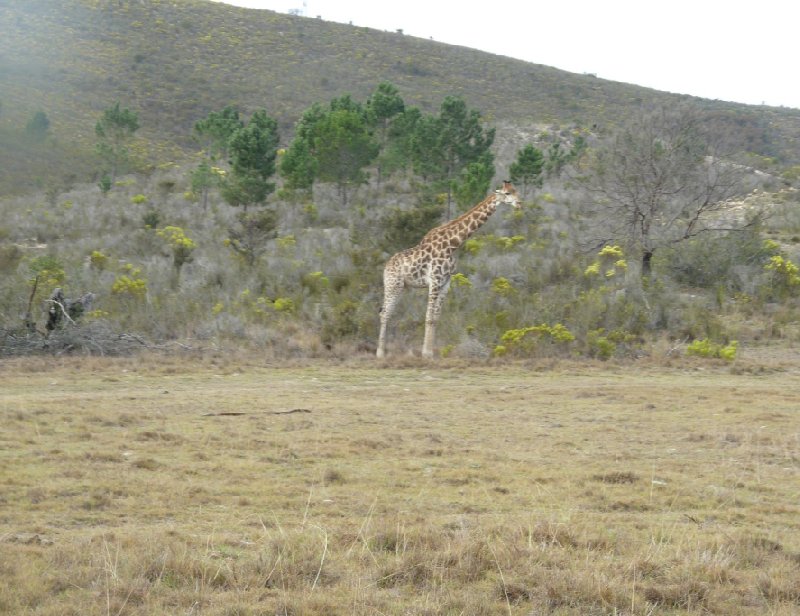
left=422, top=194, right=499, bottom=252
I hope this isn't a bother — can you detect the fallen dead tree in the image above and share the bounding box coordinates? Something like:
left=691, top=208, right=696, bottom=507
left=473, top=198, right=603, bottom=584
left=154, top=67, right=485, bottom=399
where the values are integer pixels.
left=4, top=286, right=196, bottom=356
left=1, top=320, right=149, bottom=356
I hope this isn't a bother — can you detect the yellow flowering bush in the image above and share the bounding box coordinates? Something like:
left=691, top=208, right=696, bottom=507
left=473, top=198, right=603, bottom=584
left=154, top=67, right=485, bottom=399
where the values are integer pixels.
left=493, top=235, right=526, bottom=250
left=157, top=226, right=196, bottom=270
left=89, top=250, right=109, bottom=271
left=585, top=245, right=627, bottom=280
left=463, top=238, right=483, bottom=255
left=451, top=272, right=472, bottom=288
left=765, top=254, right=800, bottom=292
left=273, top=297, right=295, bottom=313
left=495, top=323, right=575, bottom=357
left=491, top=277, right=516, bottom=297
left=687, top=339, right=738, bottom=361
left=111, top=264, right=147, bottom=299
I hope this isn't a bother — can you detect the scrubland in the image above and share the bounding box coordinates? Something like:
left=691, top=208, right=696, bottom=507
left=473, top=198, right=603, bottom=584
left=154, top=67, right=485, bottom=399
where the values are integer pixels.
left=1, top=353, right=798, bottom=615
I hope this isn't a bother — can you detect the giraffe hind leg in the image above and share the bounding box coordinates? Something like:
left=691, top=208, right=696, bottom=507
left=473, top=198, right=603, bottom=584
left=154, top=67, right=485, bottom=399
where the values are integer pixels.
left=377, top=273, right=403, bottom=358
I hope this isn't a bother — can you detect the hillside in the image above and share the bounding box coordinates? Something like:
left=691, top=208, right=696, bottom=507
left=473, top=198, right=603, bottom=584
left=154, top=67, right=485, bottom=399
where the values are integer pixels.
left=3, top=0, right=800, bottom=363
left=2, top=0, right=800, bottom=195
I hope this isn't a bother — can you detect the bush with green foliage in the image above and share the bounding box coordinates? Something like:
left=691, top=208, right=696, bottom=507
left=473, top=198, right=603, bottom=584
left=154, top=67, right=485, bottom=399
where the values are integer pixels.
left=687, top=338, right=738, bottom=361
left=494, top=323, right=575, bottom=357
left=111, top=265, right=147, bottom=299
left=25, top=111, right=50, bottom=140
left=764, top=254, right=800, bottom=299
left=156, top=226, right=196, bottom=272
left=380, top=201, right=444, bottom=254
left=225, top=209, right=278, bottom=267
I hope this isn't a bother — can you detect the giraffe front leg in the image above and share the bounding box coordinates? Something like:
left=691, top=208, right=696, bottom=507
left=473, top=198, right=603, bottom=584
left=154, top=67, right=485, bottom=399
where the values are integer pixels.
left=421, top=277, right=450, bottom=358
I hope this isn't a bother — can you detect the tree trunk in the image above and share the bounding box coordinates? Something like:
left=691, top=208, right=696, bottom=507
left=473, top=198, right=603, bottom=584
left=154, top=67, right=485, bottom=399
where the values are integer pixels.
left=642, top=250, right=654, bottom=276
left=624, top=252, right=647, bottom=306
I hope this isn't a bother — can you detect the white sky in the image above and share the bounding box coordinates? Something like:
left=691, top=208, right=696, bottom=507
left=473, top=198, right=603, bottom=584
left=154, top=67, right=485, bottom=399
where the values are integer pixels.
left=209, top=0, right=800, bottom=110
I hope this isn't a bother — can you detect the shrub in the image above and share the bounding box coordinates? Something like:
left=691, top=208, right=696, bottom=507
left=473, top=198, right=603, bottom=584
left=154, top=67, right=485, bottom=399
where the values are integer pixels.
left=0, top=244, right=23, bottom=273
left=301, top=271, right=330, bottom=295
left=225, top=209, right=278, bottom=266
left=277, top=235, right=296, bottom=250
left=98, top=175, right=112, bottom=194
left=585, top=245, right=626, bottom=280
left=686, top=338, right=738, bottom=361
left=380, top=202, right=444, bottom=253
left=491, top=277, right=516, bottom=297
left=157, top=225, right=196, bottom=270
left=463, top=238, right=483, bottom=255
left=659, top=232, right=776, bottom=291
left=587, top=329, right=616, bottom=360
left=111, top=265, right=147, bottom=299
left=492, top=235, right=525, bottom=250
left=89, top=250, right=109, bottom=271
left=273, top=297, right=295, bottom=313
left=142, top=209, right=161, bottom=229
left=321, top=299, right=359, bottom=346
left=495, top=323, right=575, bottom=357
left=451, top=272, right=472, bottom=288
left=764, top=255, right=800, bottom=298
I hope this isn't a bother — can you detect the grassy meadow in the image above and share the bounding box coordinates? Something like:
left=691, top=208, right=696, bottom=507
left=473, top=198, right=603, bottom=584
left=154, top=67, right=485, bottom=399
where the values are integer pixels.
left=1, top=354, right=799, bottom=615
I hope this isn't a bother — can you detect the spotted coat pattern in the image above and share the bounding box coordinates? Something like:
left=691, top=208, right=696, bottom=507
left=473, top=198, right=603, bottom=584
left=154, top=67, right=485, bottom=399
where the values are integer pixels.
left=377, top=182, right=520, bottom=358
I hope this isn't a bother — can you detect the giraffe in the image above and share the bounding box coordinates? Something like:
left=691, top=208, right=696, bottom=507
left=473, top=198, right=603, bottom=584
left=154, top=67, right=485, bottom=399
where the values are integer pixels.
left=377, top=181, right=520, bottom=358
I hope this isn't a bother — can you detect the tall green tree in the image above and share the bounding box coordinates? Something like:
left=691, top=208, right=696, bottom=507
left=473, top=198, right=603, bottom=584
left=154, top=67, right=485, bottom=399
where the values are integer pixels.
left=382, top=105, right=422, bottom=176
left=190, top=106, right=242, bottom=210
left=281, top=97, right=378, bottom=205
left=280, top=103, right=325, bottom=194
left=410, top=96, right=495, bottom=217
left=280, top=137, right=317, bottom=192
left=95, top=102, right=139, bottom=184
left=509, top=144, right=545, bottom=200
left=313, top=108, right=378, bottom=205
left=220, top=109, right=279, bottom=211
left=545, top=135, right=586, bottom=178
left=453, top=152, right=495, bottom=210
left=194, top=106, right=243, bottom=161
left=366, top=82, right=405, bottom=187
left=189, top=161, right=217, bottom=211
left=329, top=94, right=364, bottom=114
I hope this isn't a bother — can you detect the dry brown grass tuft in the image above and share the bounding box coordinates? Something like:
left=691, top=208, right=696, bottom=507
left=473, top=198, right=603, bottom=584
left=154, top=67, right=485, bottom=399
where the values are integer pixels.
left=1, top=355, right=799, bottom=614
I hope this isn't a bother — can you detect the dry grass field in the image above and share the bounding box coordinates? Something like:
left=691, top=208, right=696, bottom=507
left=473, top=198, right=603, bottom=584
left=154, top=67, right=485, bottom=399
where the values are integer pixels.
left=1, top=353, right=799, bottom=615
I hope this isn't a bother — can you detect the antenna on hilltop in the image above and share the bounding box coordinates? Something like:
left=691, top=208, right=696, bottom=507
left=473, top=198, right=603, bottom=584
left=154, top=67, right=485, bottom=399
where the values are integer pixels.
left=288, top=1, right=307, bottom=16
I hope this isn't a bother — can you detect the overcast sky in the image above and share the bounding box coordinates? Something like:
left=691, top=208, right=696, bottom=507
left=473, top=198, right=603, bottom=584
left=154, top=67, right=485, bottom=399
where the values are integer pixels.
left=209, top=0, right=799, bottom=110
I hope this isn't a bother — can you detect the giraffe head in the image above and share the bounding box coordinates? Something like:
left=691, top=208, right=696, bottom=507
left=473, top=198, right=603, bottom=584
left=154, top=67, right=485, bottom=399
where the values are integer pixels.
left=495, top=180, right=520, bottom=210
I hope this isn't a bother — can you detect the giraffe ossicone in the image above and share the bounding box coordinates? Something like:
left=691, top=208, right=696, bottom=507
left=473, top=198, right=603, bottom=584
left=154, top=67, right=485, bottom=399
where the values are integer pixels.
left=377, top=181, right=521, bottom=358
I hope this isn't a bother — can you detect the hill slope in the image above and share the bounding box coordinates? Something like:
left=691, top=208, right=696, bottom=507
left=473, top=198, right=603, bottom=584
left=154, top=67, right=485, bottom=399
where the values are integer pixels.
left=1, top=0, right=800, bottom=195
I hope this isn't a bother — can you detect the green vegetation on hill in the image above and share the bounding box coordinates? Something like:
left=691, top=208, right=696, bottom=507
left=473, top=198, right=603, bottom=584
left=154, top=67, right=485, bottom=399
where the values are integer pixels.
left=2, top=1, right=800, bottom=361
left=2, top=0, right=800, bottom=195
